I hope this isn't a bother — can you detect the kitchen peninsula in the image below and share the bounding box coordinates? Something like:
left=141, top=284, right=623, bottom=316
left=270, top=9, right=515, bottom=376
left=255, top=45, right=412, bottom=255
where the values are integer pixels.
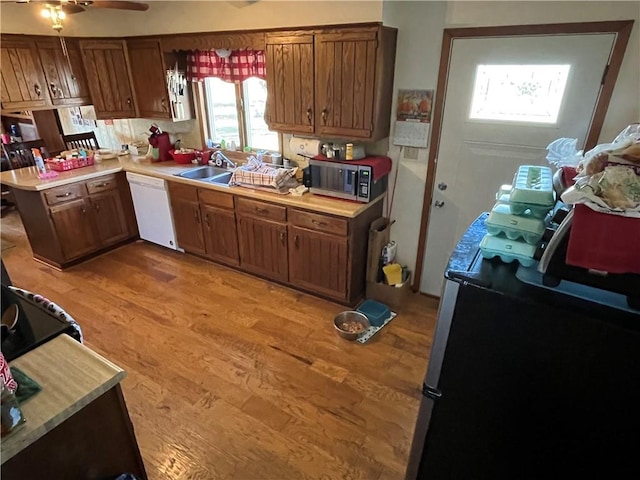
left=0, top=157, right=383, bottom=305
left=1, top=334, right=146, bottom=479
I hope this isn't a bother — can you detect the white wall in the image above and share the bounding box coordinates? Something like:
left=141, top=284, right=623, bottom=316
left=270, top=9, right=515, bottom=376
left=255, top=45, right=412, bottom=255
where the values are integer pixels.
left=383, top=1, right=639, bottom=291
left=0, top=0, right=383, bottom=36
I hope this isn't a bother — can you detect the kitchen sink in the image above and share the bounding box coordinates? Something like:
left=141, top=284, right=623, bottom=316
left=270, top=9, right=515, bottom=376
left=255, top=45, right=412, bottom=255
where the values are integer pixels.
left=208, top=172, right=233, bottom=187
left=176, top=166, right=229, bottom=180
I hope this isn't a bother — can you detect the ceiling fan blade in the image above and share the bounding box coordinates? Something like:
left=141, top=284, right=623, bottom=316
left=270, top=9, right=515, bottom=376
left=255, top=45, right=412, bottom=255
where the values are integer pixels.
left=87, top=1, right=149, bottom=11
left=61, top=4, right=87, bottom=14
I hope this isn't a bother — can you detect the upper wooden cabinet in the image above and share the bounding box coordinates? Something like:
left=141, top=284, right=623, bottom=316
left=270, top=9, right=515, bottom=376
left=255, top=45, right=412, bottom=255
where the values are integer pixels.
left=35, top=38, right=91, bottom=107
left=265, top=34, right=315, bottom=134
left=79, top=40, right=137, bottom=119
left=127, top=39, right=171, bottom=119
left=1, top=38, right=51, bottom=111
left=266, top=26, right=397, bottom=141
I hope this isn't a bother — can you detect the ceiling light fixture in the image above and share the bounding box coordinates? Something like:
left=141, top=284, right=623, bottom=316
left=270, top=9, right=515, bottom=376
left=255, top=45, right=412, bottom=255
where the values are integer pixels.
left=40, top=4, right=66, bottom=32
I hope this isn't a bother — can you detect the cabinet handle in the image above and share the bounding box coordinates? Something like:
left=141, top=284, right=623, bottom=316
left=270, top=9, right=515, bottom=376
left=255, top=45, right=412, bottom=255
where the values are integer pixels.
left=93, top=182, right=108, bottom=188
left=294, top=234, right=299, bottom=248
left=56, top=192, right=72, bottom=198
left=311, top=219, right=326, bottom=227
left=161, top=98, right=167, bottom=111
left=34, top=84, right=42, bottom=97
left=95, top=203, right=100, bottom=212
left=321, top=109, right=327, bottom=124
left=306, top=108, right=312, bottom=124
left=194, top=208, right=199, bottom=224
left=127, top=97, right=132, bottom=106
left=81, top=207, right=86, bottom=214
left=280, top=231, right=286, bottom=245
left=49, top=83, right=58, bottom=97
left=255, top=207, right=267, bottom=214
left=204, top=213, right=210, bottom=228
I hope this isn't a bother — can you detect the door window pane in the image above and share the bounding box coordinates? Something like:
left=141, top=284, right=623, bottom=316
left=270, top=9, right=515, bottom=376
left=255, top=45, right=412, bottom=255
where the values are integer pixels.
left=469, top=65, right=571, bottom=124
left=243, top=77, right=279, bottom=151
left=204, top=77, right=240, bottom=146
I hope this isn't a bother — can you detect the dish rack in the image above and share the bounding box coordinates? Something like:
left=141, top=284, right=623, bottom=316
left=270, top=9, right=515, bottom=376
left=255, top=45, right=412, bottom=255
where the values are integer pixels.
left=45, top=156, right=95, bottom=172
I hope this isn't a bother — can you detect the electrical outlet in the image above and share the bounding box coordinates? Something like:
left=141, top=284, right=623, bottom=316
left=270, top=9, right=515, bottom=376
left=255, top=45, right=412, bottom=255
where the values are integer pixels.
left=404, top=147, right=419, bottom=160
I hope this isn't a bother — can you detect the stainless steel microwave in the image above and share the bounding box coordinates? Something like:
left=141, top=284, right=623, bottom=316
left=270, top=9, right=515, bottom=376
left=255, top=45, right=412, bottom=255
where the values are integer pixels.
left=308, top=159, right=387, bottom=203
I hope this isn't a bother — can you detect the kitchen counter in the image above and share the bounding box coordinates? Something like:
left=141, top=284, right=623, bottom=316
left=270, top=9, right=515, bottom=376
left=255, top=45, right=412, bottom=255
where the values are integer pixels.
left=2, top=334, right=125, bottom=462
left=0, top=156, right=383, bottom=218
left=1, top=334, right=147, bottom=478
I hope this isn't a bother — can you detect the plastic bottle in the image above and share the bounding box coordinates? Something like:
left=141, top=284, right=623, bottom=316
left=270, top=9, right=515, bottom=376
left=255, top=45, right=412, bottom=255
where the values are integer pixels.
left=31, top=148, right=47, bottom=176
left=346, top=143, right=354, bottom=160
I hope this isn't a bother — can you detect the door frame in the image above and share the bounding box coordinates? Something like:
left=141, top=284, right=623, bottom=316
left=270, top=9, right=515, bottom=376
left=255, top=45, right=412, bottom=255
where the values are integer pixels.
left=413, top=20, right=634, bottom=292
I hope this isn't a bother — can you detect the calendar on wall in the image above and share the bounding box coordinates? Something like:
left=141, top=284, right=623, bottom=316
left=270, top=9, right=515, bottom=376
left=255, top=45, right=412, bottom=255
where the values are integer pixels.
left=392, top=89, right=434, bottom=148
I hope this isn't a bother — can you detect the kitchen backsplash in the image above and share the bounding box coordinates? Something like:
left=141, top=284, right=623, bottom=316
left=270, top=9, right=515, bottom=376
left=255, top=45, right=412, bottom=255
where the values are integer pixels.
left=58, top=106, right=202, bottom=152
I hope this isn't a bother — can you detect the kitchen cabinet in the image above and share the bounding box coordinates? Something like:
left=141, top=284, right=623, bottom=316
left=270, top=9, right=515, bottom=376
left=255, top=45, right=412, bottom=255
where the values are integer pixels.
left=265, top=34, right=315, bottom=134
left=265, top=25, right=397, bottom=141
left=35, top=38, right=91, bottom=107
left=127, top=38, right=171, bottom=119
left=1, top=38, right=51, bottom=111
left=9, top=172, right=137, bottom=269
left=79, top=40, right=137, bottom=119
left=236, top=197, right=288, bottom=282
left=168, top=182, right=206, bottom=256
left=49, top=198, right=101, bottom=261
left=199, top=189, right=239, bottom=267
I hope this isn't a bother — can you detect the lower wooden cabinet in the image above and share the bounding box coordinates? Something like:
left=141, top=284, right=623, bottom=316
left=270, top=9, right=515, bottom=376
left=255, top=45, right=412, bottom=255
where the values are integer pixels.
left=171, top=197, right=206, bottom=256
left=202, top=204, right=239, bottom=267
left=49, top=198, right=101, bottom=260
left=11, top=172, right=137, bottom=269
left=288, top=225, right=349, bottom=301
left=237, top=215, right=288, bottom=283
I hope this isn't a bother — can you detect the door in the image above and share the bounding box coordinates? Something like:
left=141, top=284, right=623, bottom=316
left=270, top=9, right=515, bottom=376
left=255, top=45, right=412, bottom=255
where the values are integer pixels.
left=79, top=40, right=136, bottom=119
left=202, top=204, right=240, bottom=267
left=49, top=199, right=100, bottom=260
left=265, top=34, right=315, bottom=134
left=1, top=38, right=51, bottom=110
left=288, top=225, right=349, bottom=301
left=90, top=191, right=129, bottom=246
left=237, top=216, right=288, bottom=282
left=127, top=39, right=171, bottom=119
left=171, top=197, right=206, bottom=255
left=315, top=31, right=377, bottom=138
left=36, top=39, right=91, bottom=107
left=420, top=33, right=616, bottom=295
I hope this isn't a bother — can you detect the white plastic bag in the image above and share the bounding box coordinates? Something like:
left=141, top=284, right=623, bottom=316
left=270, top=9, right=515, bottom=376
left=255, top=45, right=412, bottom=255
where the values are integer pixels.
left=546, top=137, right=582, bottom=168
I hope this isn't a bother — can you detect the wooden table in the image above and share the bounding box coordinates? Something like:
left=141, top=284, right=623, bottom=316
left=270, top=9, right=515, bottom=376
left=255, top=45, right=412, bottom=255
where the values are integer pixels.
left=1, top=335, right=147, bottom=479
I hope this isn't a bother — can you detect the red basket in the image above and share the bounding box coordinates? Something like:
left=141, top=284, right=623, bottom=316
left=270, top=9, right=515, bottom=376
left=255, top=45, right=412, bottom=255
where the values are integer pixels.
left=45, top=156, right=95, bottom=171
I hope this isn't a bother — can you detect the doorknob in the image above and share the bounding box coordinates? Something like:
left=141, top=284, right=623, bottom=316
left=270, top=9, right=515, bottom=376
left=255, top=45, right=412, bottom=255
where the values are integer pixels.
left=434, top=200, right=445, bottom=208
left=438, top=182, right=447, bottom=191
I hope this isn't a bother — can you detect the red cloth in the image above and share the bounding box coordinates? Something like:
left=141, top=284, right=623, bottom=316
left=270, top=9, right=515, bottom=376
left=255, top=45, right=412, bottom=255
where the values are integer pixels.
left=187, top=50, right=266, bottom=82
left=311, top=155, right=392, bottom=182
left=566, top=205, right=640, bottom=274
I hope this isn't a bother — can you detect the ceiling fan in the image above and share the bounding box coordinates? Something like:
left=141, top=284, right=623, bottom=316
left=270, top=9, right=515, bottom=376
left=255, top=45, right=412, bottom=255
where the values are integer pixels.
left=8, top=1, right=149, bottom=32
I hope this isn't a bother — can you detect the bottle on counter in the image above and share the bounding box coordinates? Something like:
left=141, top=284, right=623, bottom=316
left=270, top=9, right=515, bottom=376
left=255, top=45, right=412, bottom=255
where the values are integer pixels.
left=31, top=148, right=47, bottom=176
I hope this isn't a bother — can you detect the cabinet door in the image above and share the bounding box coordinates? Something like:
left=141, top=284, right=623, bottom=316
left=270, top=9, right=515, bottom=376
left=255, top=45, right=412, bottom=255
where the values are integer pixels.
left=202, top=204, right=240, bottom=267
left=1, top=38, right=51, bottom=110
left=237, top=216, right=288, bottom=282
left=36, top=39, right=91, bottom=107
left=171, top=197, right=206, bottom=255
left=315, top=30, right=378, bottom=138
left=127, top=39, right=171, bottom=119
left=79, top=40, right=137, bottom=119
left=49, top=198, right=100, bottom=261
left=89, top=190, right=129, bottom=246
left=288, top=225, right=349, bottom=301
left=265, top=34, right=315, bottom=134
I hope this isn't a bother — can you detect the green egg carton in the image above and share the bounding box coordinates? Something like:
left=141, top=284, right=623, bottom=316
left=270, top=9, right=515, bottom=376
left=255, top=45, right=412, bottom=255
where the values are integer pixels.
left=480, top=234, right=537, bottom=267
left=496, top=193, right=553, bottom=219
left=509, top=165, right=555, bottom=206
left=486, top=203, right=546, bottom=244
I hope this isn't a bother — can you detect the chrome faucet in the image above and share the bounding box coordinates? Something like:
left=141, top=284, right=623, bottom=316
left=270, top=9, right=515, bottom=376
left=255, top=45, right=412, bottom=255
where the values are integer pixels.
left=214, top=151, right=236, bottom=169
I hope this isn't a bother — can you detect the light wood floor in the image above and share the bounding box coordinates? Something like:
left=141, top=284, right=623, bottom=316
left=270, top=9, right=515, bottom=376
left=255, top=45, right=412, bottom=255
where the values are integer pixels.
left=1, top=210, right=438, bottom=480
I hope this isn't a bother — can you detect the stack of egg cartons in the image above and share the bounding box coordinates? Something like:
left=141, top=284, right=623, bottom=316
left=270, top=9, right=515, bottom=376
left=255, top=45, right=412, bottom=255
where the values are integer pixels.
left=480, top=165, right=555, bottom=267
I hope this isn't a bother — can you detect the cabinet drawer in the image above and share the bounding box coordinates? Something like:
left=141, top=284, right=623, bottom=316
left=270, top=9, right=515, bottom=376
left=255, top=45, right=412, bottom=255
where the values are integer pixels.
left=198, top=189, right=234, bottom=210
left=289, top=209, right=348, bottom=236
left=86, top=175, right=117, bottom=194
left=44, top=183, right=85, bottom=205
left=168, top=181, right=198, bottom=202
left=236, top=197, right=286, bottom=222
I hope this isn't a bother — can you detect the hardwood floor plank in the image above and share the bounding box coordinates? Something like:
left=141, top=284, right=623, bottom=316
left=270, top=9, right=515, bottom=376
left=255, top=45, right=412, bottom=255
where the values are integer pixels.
left=0, top=210, right=439, bottom=479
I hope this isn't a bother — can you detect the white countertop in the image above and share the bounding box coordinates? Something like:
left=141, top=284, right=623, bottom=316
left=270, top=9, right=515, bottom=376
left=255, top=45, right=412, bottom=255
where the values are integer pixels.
left=0, top=156, right=382, bottom=218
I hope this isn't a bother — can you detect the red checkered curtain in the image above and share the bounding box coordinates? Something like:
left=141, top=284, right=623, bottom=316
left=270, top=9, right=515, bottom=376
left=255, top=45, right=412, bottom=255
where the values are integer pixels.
left=187, top=49, right=266, bottom=82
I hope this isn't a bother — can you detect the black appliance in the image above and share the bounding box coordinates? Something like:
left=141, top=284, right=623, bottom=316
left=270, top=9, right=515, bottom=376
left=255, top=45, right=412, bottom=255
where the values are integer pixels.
left=406, top=214, right=640, bottom=480
left=1, top=285, right=78, bottom=361
left=308, top=158, right=387, bottom=202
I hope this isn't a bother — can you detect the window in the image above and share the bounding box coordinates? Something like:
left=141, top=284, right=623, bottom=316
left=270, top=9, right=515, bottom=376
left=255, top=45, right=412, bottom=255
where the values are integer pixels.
left=203, top=77, right=279, bottom=152
left=469, top=64, right=571, bottom=124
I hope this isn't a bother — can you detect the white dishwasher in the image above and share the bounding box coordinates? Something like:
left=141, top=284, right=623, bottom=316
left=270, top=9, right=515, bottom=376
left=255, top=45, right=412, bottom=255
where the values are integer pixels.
left=126, top=172, right=179, bottom=250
